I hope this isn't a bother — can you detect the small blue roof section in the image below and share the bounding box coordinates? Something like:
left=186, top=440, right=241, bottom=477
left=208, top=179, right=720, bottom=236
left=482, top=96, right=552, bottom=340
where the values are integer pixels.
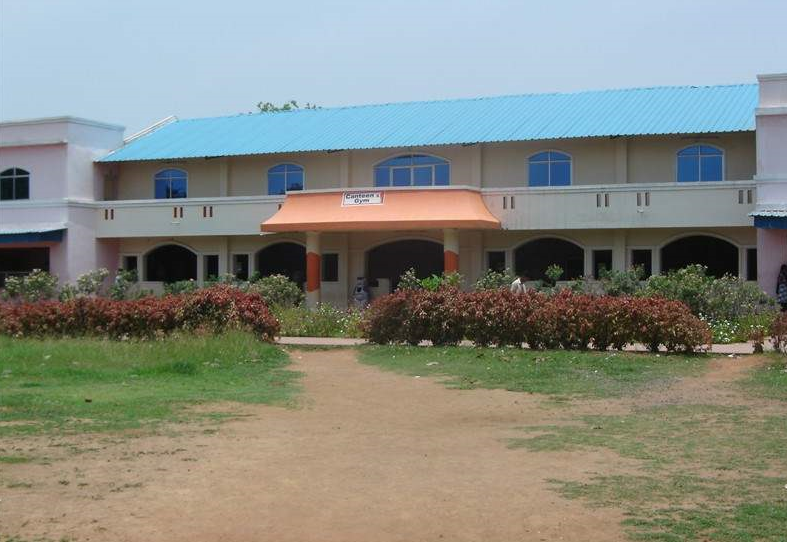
left=100, top=84, right=758, bottom=162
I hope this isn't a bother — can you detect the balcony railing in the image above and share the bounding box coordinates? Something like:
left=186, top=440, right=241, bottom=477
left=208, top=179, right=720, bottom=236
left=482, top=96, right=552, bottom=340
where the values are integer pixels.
left=95, top=195, right=284, bottom=238
left=482, top=180, right=756, bottom=230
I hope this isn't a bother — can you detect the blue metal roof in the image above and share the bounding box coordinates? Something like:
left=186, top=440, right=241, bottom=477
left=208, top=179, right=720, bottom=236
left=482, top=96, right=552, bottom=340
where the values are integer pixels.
left=100, top=84, right=758, bottom=162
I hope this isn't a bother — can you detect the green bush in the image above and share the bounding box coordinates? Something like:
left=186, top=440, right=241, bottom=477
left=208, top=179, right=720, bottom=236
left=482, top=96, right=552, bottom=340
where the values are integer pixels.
left=545, top=264, right=564, bottom=286
left=641, top=265, right=775, bottom=322
left=109, top=269, right=139, bottom=300
left=1, top=269, right=59, bottom=302
left=163, top=279, right=200, bottom=296
left=396, top=268, right=464, bottom=292
left=274, top=304, right=362, bottom=337
left=598, top=266, right=644, bottom=296
left=248, top=274, right=304, bottom=308
left=474, top=268, right=516, bottom=290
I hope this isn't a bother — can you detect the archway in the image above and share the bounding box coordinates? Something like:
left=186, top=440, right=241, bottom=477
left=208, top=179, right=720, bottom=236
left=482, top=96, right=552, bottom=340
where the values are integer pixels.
left=367, top=239, right=444, bottom=291
left=514, top=237, right=584, bottom=281
left=256, top=242, right=306, bottom=285
left=145, top=244, right=197, bottom=282
left=661, top=235, right=738, bottom=278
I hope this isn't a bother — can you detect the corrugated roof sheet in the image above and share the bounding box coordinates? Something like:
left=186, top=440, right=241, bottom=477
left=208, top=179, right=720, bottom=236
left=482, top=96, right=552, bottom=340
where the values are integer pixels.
left=100, top=84, right=758, bottom=162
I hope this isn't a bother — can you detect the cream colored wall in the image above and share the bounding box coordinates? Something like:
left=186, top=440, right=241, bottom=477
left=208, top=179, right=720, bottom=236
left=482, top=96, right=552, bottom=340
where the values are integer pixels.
left=111, top=132, right=756, bottom=199
left=347, top=145, right=476, bottom=187
left=482, top=138, right=618, bottom=187
left=229, top=153, right=341, bottom=195
left=116, top=160, right=223, bottom=199
left=628, top=133, right=755, bottom=184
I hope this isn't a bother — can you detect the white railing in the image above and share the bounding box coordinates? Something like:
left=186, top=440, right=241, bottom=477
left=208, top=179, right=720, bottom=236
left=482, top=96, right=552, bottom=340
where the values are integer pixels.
left=482, top=180, right=756, bottom=230
left=95, top=195, right=285, bottom=238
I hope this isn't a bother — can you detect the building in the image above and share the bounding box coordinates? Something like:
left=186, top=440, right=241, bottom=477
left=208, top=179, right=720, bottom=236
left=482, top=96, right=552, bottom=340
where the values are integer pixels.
left=1, top=74, right=785, bottom=305
left=0, top=117, right=124, bottom=285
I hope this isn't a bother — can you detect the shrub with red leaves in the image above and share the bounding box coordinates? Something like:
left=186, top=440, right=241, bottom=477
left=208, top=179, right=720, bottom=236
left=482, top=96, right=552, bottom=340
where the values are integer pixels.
left=770, top=312, right=787, bottom=353
left=0, top=285, right=279, bottom=341
left=361, top=288, right=711, bottom=353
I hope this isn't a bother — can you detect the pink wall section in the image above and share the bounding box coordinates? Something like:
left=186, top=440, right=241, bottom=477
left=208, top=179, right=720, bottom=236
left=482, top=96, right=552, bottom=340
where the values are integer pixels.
left=755, top=74, right=787, bottom=293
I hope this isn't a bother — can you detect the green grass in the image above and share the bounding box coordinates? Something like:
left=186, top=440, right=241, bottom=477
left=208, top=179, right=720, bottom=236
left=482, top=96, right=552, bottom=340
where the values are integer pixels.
left=512, top=405, right=787, bottom=541
left=358, top=345, right=707, bottom=398
left=740, top=355, right=787, bottom=401
left=0, top=332, right=299, bottom=436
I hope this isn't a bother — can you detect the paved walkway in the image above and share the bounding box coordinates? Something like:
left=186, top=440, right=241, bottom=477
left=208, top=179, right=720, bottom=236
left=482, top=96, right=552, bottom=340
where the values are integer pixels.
left=276, top=336, right=770, bottom=354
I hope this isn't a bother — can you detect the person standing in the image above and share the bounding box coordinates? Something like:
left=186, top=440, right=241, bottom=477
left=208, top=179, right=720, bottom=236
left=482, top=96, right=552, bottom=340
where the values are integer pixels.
left=510, top=275, right=528, bottom=294
left=777, top=265, right=787, bottom=311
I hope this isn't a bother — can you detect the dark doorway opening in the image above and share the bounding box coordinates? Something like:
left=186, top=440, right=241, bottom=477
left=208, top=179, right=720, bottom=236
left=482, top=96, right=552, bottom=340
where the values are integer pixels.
left=0, top=247, right=49, bottom=287
left=256, top=243, right=306, bottom=286
left=367, top=240, right=444, bottom=291
left=514, top=238, right=584, bottom=281
left=145, top=245, right=197, bottom=282
left=661, top=235, right=738, bottom=278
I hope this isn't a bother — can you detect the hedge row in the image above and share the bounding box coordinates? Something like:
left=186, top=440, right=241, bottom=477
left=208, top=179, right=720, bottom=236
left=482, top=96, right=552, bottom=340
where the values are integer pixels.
left=361, top=289, right=712, bottom=353
left=0, top=285, right=279, bottom=341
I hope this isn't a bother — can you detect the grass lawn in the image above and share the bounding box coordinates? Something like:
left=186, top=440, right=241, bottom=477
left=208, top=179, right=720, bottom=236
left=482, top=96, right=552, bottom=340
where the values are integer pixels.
left=360, top=346, right=787, bottom=541
left=358, top=345, right=708, bottom=398
left=0, top=332, right=299, bottom=437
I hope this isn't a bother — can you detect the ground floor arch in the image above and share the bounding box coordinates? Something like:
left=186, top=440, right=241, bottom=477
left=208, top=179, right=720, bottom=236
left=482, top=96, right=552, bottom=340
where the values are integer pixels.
left=366, top=239, right=444, bottom=291
left=661, top=235, right=739, bottom=278
left=514, top=237, right=584, bottom=281
left=145, top=244, right=197, bottom=282
left=256, top=242, right=306, bottom=285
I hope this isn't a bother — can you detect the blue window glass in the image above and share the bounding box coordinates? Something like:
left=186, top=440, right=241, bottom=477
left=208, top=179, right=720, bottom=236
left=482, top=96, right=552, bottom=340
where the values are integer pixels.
left=677, top=156, right=699, bottom=182
left=434, top=164, right=450, bottom=186
left=373, top=154, right=450, bottom=187
left=677, top=145, right=723, bottom=182
left=700, top=156, right=722, bottom=182
left=267, top=164, right=304, bottom=195
left=154, top=169, right=188, bottom=199
left=268, top=172, right=286, bottom=195
left=529, top=162, right=549, bottom=186
left=392, top=168, right=411, bottom=186
left=413, top=166, right=432, bottom=186
left=375, top=167, right=390, bottom=187
left=528, top=151, right=571, bottom=187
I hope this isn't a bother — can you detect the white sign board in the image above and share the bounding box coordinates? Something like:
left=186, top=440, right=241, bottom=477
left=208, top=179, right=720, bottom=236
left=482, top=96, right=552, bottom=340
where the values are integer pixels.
left=342, top=191, right=384, bottom=206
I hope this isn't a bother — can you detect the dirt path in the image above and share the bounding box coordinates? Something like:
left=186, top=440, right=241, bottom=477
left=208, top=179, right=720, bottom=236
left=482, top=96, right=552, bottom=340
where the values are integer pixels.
left=0, top=348, right=633, bottom=542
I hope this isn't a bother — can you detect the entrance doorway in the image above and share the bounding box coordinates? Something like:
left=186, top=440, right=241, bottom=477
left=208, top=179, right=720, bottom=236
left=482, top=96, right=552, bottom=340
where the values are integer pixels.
left=661, top=235, right=738, bottom=278
left=256, top=242, right=306, bottom=286
left=145, top=244, right=198, bottom=282
left=367, top=239, right=443, bottom=291
left=514, top=237, right=584, bottom=281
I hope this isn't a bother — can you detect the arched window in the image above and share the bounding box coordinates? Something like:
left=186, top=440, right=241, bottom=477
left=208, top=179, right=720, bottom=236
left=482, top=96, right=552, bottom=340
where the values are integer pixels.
left=374, top=154, right=449, bottom=187
left=677, top=145, right=723, bottom=182
left=528, top=151, right=571, bottom=187
left=154, top=168, right=188, bottom=199
left=268, top=164, right=304, bottom=195
left=0, top=168, right=30, bottom=200
left=661, top=235, right=738, bottom=278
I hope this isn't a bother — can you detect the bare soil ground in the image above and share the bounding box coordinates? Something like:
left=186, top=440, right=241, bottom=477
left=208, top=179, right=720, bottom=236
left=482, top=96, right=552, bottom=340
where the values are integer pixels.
left=0, top=350, right=765, bottom=542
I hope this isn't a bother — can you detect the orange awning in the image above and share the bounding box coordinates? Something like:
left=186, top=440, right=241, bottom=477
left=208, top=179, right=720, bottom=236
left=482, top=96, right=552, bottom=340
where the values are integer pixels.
left=261, top=188, right=501, bottom=233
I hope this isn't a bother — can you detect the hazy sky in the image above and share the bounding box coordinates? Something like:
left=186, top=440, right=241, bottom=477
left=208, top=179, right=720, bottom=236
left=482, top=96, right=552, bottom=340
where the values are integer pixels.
left=1, top=0, right=785, bottom=134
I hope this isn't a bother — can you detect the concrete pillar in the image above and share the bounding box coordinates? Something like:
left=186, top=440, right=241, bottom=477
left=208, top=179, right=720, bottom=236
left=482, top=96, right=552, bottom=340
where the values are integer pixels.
left=612, top=230, right=627, bottom=271
left=218, top=159, right=229, bottom=197
left=443, top=229, right=459, bottom=274
left=614, top=138, right=628, bottom=184
left=306, top=231, right=321, bottom=307
left=651, top=247, right=662, bottom=276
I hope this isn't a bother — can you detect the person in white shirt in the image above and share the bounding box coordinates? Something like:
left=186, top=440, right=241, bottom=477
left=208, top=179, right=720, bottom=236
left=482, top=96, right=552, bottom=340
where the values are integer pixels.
left=510, top=275, right=529, bottom=294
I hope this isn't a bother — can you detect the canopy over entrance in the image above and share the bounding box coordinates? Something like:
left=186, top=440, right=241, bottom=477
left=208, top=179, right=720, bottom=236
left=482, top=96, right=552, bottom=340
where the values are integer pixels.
left=261, top=188, right=500, bottom=233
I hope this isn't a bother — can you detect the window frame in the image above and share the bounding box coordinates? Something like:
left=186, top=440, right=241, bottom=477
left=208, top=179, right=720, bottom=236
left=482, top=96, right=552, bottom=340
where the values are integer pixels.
left=267, top=163, right=306, bottom=195
left=0, top=167, right=31, bottom=201
left=373, top=153, right=451, bottom=188
left=675, top=144, right=725, bottom=183
left=527, top=150, right=573, bottom=187
left=153, top=168, right=189, bottom=199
